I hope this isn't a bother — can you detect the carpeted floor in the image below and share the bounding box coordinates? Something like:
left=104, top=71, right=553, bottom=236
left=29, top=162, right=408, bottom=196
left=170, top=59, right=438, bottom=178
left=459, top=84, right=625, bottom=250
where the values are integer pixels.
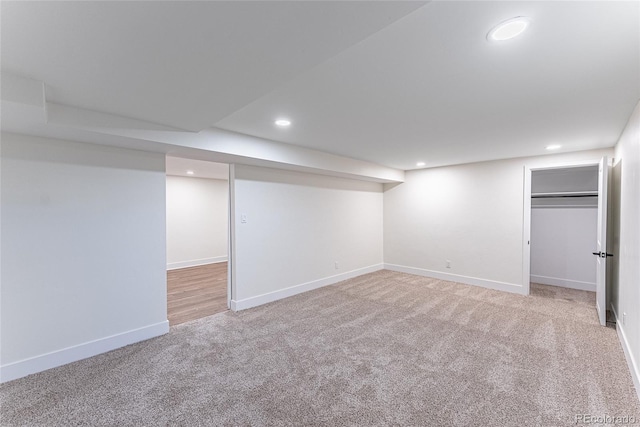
left=1, top=270, right=638, bottom=426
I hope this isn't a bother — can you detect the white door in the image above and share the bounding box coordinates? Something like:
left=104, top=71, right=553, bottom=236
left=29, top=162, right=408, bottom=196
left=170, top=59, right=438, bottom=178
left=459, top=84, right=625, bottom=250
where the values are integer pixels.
left=595, top=156, right=609, bottom=326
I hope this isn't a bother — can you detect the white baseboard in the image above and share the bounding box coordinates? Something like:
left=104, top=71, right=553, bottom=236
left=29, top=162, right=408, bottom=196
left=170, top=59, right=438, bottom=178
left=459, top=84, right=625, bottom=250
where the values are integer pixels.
left=230, top=264, right=384, bottom=311
left=611, top=304, right=640, bottom=403
left=0, top=321, right=169, bottom=383
left=530, top=274, right=595, bottom=292
left=384, top=263, right=525, bottom=295
left=167, top=256, right=227, bottom=270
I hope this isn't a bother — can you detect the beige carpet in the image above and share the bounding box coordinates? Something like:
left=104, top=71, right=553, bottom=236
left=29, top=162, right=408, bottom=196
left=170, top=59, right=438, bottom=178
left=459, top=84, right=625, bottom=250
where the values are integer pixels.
left=2, top=271, right=638, bottom=426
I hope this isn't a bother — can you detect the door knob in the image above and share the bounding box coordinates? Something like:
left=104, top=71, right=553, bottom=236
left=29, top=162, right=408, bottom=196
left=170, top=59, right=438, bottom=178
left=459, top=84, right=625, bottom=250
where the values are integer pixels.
left=592, top=252, right=614, bottom=257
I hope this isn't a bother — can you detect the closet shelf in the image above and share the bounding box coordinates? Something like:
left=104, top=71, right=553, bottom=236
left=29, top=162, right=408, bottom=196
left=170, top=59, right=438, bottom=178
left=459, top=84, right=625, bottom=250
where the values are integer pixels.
left=531, top=191, right=598, bottom=198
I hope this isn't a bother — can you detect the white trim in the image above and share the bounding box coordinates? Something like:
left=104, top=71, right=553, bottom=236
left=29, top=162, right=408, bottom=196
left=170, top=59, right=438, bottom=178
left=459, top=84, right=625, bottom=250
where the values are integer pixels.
left=529, top=159, right=602, bottom=172
left=166, top=256, right=227, bottom=270
left=611, top=305, right=640, bottom=403
left=530, top=275, right=596, bottom=292
left=0, top=321, right=169, bottom=383
left=384, top=263, right=525, bottom=295
left=230, top=264, right=384, bottom=311
left=523, top=166, right=532, bottom=295
left=228, top=164, right=236, bottom=309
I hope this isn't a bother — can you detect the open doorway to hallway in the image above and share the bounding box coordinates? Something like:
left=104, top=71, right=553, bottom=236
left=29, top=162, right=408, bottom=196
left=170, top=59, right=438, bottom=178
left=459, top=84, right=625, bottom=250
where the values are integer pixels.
left=166, top=157, right=230, bottom=325
left=167, top=262, right=228, bottom=324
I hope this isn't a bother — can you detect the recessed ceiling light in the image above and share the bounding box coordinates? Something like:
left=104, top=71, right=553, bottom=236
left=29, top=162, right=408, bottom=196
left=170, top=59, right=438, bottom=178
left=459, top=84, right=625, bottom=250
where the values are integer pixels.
left=186, top=170, right=195, bottom=175
left=416, top=162, right=426, bottom=167
left=546, top=145, right=561, bottom=151
left=275, top=119, right=291, bottom=127
left=487, top=17, right=530, bottom=41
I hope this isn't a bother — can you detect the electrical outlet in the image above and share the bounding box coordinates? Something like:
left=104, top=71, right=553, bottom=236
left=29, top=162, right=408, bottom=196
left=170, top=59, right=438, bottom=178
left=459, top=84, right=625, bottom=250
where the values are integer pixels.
left=446, top=260, right=451, bottom=269
left=334, top=261, right=339, bottom=270
left=240, top=214, right=247, bottom=224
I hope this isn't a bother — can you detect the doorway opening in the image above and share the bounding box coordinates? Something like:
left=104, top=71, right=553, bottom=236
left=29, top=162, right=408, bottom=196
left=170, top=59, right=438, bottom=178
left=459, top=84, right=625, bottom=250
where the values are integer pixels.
left=523, top=157, right=609, bottom=326
left=165, top=157, right=231, bottom=325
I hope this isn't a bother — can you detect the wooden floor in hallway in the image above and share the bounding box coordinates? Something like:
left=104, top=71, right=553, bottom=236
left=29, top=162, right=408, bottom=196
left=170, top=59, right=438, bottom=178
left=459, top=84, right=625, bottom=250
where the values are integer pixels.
left=167, top=262, right=228, bottom=325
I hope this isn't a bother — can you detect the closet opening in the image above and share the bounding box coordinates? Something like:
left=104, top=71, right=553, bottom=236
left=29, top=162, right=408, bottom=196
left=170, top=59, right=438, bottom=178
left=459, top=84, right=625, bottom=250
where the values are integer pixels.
left=165, top=157, right=231, bottom=325
left=522, top=158, right=610, bottom=326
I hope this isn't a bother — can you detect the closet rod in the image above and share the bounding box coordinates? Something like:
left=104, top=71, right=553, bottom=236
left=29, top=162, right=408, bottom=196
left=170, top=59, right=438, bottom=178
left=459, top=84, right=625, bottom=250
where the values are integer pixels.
left=531, top=204, right=598, bottom=208
left=531, top=191, right=597, bottom=198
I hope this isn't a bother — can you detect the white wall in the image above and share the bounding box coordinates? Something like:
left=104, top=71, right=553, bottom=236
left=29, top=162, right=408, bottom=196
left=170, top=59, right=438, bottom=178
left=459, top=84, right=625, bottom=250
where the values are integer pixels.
left=166, top=176, right=228, bottom=269
left=530, top=208, right=597, bottom=291
left=383, top=148, right=613, bottom=294
left=0, top=133, right=168, bottom=382
left=612, top=100, right=640, bottom=399
left=230, top=165, right=383, bottom=309
left=531, top=166, right=599, bottom=193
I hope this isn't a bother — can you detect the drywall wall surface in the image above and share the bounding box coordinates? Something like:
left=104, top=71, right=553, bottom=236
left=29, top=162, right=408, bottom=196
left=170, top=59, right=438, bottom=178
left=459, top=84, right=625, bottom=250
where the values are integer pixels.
left=384, top=148, right=613, bottom=293
left=232, top=165, right=383, bottom=305
left=531, top=166, right=598, bottom=193
left=166, top=176, right=228, bottom=269
left=530, top=208, right=597, bottom=290
left=613, top=100, right=640, bottom=396
left=1, top=133, right=168, bottom=381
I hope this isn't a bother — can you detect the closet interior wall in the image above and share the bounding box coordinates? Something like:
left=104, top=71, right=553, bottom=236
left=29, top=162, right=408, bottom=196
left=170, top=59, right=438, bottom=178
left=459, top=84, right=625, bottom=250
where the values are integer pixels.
left=530, top=166, right=599, bottom=291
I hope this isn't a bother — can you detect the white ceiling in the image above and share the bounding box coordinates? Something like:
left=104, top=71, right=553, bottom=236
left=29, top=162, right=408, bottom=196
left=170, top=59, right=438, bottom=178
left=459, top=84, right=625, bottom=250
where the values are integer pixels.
left=1, top=1, right=422, bottom=131
left=166, top=157, right=229, bottom=180
left=2, top=1, right=638, bottom=171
